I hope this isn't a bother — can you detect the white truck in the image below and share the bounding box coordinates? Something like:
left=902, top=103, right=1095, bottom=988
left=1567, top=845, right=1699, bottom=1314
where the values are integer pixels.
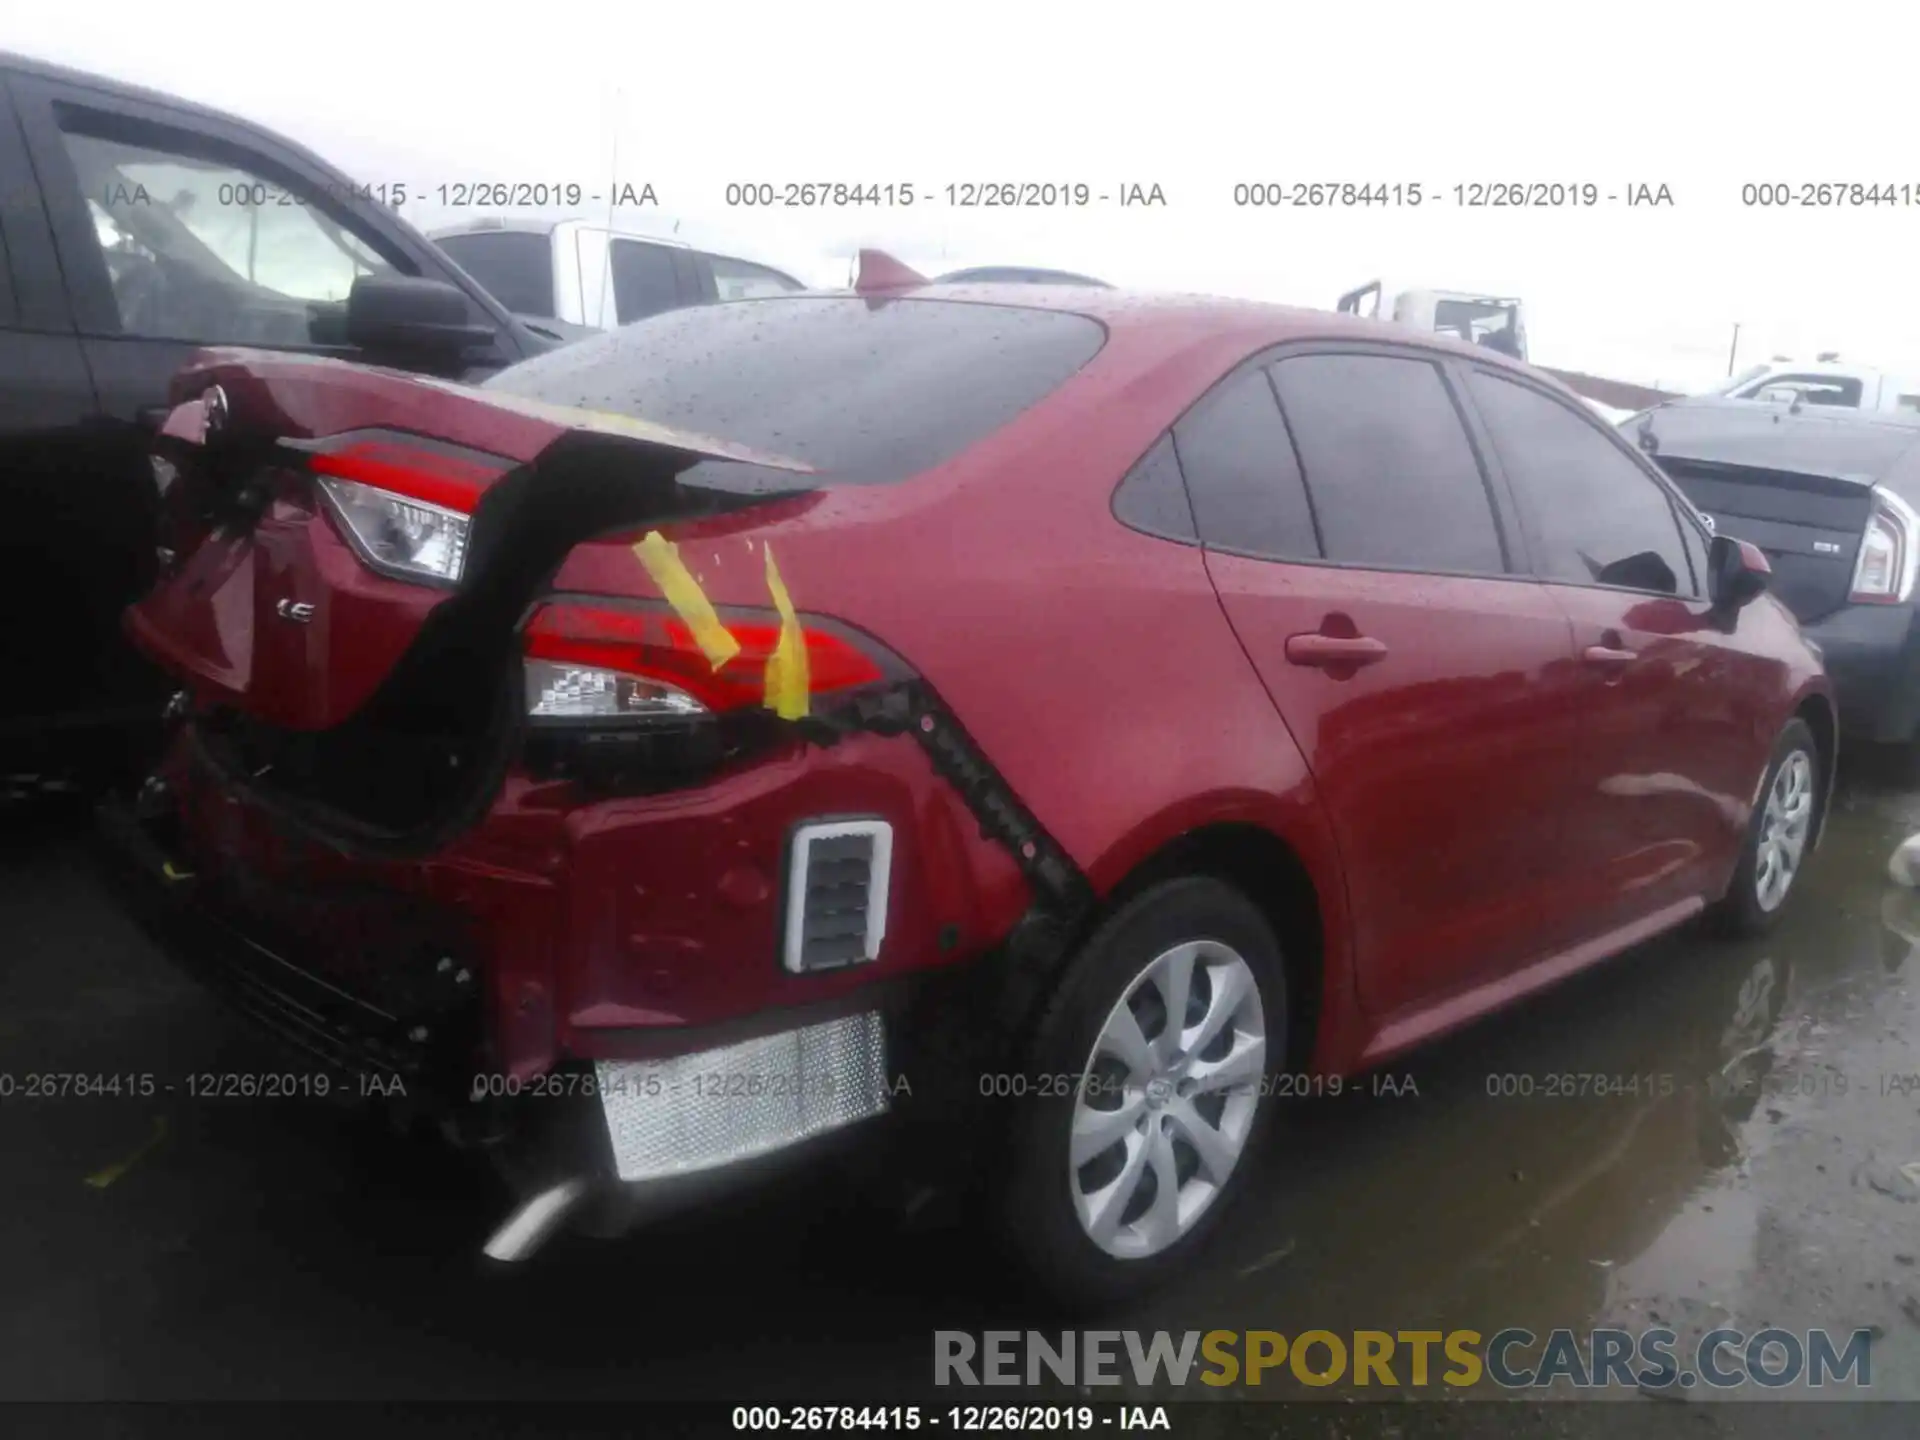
left=1332, top=280, right=1682, bottom=424
left=1336, top=279, right=1529, bottom=361
left=1703, top=357, right=1920, bottom=414
left=429, top=217, right=807, bottom=340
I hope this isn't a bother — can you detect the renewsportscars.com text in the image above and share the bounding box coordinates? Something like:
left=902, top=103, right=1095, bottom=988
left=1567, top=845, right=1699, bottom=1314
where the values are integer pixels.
left=934, top=1327, right=1873, bottom=1392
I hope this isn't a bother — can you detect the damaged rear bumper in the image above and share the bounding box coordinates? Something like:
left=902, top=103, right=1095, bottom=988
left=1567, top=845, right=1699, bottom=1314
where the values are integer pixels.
left=92, top=778, right=1016, bottom=1253
left=93, top=791, right=479, bottom=1106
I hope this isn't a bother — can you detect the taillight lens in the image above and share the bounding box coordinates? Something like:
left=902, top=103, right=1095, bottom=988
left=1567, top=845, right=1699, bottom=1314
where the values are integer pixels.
left=524, top=658, right=707, bottom=721
left=315, top=476, right=471, bottom=584
left=522, top=600, right=890, bottom=722
left=1851, top=486, right=1920, bottom=605
left=301, top=431, right=510, bottom=587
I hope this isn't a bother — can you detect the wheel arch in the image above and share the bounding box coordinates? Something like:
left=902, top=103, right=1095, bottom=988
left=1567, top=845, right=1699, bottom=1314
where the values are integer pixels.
left=1794, top=686, right=1838, bottom=854
left=1088, top=815, right=1350, bottom=1074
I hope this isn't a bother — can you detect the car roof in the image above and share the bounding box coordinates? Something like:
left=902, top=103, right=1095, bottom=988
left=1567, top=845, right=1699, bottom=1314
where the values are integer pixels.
left=1631, top=397, right=1920, bottom=486
left=428, top=217, right=563, bottom=239
left=429, top=220, right=806, bottom=287
left=935, top=267, right=1113, bottom=287
left=794, top=280, right=1549, bottom=380
left=428, top=215, right=694, bottom=249
left=0, top=49, right=359, bottom=184
left=4, top=49, right=254, bottom=126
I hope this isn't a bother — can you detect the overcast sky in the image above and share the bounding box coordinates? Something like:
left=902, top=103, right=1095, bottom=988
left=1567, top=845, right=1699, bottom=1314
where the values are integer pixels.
left=13, top=1, right=1920, bottom=391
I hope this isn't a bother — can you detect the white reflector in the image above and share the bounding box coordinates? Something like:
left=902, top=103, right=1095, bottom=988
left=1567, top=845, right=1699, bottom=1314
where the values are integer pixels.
left=594, top=1012, right=889, bottom=1182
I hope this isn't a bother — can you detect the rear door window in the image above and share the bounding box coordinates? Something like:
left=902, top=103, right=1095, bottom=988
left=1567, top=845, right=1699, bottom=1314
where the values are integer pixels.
left=1112, top=434, right=1198, bottom=542
left=437, top=231, right=555, bottom=318
left=486, top=295, right=1105, bottom=486
left=608, top=238, right=686, bottom=324
left=1172, top=367, right=1319, bottom=559
left=1467, top=368, right=1694, bottom=596
left=1268, top=353, right=1507, bottom=574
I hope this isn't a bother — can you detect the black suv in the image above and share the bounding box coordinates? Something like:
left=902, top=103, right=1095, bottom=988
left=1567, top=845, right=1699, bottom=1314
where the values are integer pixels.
left=0, top=51, right=557, bottom=795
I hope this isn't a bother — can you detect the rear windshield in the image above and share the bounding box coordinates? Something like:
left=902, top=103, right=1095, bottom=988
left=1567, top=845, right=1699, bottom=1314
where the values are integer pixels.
left=483, top=296, right=1107, bottom=486
left=438, top=231, right=555, bottom=319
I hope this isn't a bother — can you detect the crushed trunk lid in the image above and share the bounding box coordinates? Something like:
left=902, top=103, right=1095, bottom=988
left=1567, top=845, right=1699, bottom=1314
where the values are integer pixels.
left=129, top=349, right=814, bottom=849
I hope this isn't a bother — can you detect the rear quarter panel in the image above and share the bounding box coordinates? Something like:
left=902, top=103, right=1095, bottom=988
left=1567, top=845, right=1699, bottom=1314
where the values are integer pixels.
left=1761, top=588, right=1839, bottom=767
left=1705, top=589, right=1834, bottom=858
left=548, top=316, right=1362, bottom=1060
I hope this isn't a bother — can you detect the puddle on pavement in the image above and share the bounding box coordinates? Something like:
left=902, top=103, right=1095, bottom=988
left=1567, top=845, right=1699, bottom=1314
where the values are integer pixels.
left=1113, top=761, right=1920, bottom=1400
left=14, top=766, right=1920, bottom=1404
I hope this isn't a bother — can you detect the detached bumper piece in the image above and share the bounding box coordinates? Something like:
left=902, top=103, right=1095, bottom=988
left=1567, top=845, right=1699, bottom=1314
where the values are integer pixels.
left=594, top=1011, right=891, bottom=1182
left=93, top=795, right=482, bottom=1111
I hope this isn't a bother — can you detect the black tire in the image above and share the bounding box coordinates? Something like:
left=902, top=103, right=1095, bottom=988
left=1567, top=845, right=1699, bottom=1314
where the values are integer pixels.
left=1710, top=718, right=1821, bottom=937
left=992, top=876, right=1287, bottom=1312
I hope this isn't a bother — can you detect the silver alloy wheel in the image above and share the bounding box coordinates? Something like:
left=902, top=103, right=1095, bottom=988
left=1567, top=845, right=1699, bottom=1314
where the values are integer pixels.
left=1068, top=939, right=1265, bottom=1260
left=1755, top=749, right=1814, bottom=913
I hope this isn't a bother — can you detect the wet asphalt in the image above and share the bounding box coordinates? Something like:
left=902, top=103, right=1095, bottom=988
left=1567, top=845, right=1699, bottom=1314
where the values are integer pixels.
left=4, top=757, right=1920, bottom=1436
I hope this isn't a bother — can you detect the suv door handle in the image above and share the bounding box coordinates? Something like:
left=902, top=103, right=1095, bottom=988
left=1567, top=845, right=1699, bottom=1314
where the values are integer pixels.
left=1285, top=633, right=1389, bottom=669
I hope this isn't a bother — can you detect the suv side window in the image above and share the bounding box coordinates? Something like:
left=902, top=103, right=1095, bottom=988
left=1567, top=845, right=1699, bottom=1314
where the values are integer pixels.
left=1171, top=366, right=1319, bottom=560
left=55, top=118, right=403, bottom=346
left=609, top=238, right=684, bottom=324
left=1268, top=352, right=1506, bottom=574
left=1467, top=369, right=1694, bottom=596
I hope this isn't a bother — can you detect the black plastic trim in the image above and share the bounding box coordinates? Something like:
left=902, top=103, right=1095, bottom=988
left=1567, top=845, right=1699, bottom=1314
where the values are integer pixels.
left=92, top=794, right=483, bottom=1111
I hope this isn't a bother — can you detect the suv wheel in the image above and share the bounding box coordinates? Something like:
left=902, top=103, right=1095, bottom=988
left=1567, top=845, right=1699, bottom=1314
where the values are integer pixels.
left=995, top=876, right=1286, bottom=1310
left=1712, top=718, right=1820, bottom=936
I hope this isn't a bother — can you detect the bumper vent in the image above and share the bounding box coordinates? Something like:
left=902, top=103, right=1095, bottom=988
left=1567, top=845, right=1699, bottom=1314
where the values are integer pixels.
left=784, top=819, right=892, bottom=974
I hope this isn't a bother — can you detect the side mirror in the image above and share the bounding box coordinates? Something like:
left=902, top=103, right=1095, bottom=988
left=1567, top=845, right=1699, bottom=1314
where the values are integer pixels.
left=346, top=275, right=497, bottom=356
left=1709, top=534, right=1771, bottom=613
left=1755, top=385, right=1804, bottom=406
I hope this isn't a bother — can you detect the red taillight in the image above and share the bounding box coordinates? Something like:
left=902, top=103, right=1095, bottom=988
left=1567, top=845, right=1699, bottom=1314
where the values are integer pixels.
left=296, top=431, right=518, bottom=586
left=523, top=601, right=889, bottom=716
left=300, top=432, right=511, bottom=514
left=1851, top=486, right=1920, bottom=605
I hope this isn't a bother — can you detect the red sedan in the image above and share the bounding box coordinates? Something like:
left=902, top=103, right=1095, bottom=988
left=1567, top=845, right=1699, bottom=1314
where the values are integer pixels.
left=100, top=264, right=1834, bottom=1308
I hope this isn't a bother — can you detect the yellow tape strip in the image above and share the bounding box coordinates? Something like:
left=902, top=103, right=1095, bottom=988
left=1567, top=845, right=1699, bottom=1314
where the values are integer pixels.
left=761, top=545, right=810, bottom=720
left=84, top=1115, right=169, bottom=1190
left=633, top=531, right=739, bottom=670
